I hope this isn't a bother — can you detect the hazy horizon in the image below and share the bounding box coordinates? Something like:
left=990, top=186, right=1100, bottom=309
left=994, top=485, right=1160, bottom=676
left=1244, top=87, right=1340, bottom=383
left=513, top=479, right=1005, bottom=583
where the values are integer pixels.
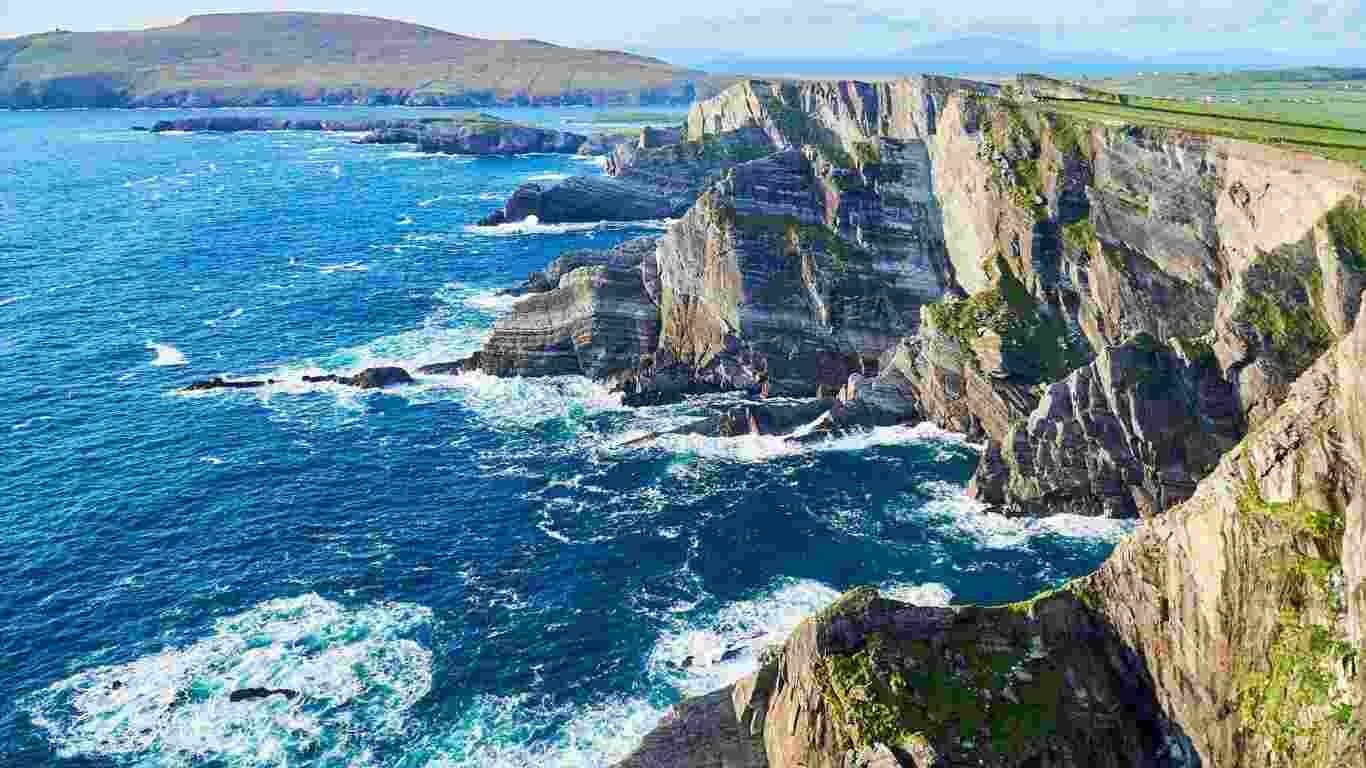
left=3, top=1, right=1363, bottom=65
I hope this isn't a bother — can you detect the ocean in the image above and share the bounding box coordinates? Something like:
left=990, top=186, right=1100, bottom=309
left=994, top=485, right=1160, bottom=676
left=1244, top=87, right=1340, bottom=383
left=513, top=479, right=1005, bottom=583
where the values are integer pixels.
left=0, top=106, right=1132, bottom=767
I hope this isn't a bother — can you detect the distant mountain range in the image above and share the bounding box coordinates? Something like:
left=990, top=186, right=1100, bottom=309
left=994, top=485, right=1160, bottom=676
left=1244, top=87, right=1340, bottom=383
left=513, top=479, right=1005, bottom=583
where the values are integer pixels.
left=668, top=36, right=1366, bottom=77
left=0, top=12, right=735, bottom=108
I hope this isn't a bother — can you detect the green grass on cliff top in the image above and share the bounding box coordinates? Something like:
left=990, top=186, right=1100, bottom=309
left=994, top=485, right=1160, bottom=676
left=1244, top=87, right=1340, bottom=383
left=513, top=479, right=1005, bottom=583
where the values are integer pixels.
left=1034, top=96, right=1366, bottom=167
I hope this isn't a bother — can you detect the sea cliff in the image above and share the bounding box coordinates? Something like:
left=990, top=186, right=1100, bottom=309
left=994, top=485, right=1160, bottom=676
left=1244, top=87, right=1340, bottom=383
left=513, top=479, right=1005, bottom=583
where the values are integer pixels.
left=458, top=76, right=1366, bottom=766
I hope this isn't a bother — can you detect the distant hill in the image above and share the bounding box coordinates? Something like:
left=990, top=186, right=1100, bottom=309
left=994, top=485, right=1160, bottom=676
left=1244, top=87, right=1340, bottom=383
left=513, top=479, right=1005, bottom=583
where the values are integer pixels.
left=0, top=12, right=735, bottom=108
left=670, top=37, right=1366, bottom=78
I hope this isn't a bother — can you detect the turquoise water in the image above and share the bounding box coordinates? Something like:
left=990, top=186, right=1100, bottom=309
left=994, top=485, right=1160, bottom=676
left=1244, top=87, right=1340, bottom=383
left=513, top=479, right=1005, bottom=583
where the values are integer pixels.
left=0, top=106, right=1132, bottom=767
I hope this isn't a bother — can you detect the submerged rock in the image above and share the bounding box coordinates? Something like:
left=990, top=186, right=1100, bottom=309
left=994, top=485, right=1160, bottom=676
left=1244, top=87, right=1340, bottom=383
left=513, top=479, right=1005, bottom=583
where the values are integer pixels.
left=227, top=687, right=298, bottom=703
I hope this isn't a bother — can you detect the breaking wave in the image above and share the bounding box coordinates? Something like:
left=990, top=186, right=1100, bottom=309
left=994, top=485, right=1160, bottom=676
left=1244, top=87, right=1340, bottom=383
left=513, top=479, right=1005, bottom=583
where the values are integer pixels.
left=24, top=594, right=433, bottom=767
left=145, top=342, right=188, bottom=367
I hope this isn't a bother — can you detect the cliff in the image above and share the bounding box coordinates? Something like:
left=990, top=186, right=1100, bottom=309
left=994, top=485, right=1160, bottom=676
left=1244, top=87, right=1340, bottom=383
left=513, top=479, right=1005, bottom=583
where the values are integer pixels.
left=617, top=298, right=1366, bottom=768
left=472, top=76, right=1365, bottom=520
left=0, top=13, right=733, bottom=108
left=571, top=77, right=1366, bottom=768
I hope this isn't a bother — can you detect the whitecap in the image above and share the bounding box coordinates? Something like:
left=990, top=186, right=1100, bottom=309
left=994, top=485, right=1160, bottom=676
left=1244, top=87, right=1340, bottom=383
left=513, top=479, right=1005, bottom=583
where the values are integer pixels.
left=462, top=291, right=520, bottom=313
left=397, top=215, right=415, bottom=225
left=524, top=172, right=569, bottom=182
left=411, top=692, right=666, bottom=768
left=0, top=294, right=28, bottom=306
left=417, top=195, right=444, bottom=207
left=145, top=341, right=188, bottom=367
left=317, top=261, right=369, bottom=274
left=122, top=175, right=160, bottom=187
left=646, top=419, right=975, bottom=463
left=463, top=215, right=669, bottom=237
left=904, top=480, right=1137, bottom=550
left=199, top=456, right=226, bottom=465
left=24, top=593, right=433, bottom=767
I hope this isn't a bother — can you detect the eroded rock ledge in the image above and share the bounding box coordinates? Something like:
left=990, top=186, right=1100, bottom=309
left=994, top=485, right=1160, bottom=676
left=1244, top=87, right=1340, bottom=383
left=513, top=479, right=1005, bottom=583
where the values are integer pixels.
left=144, top=114, right=590, bottom=156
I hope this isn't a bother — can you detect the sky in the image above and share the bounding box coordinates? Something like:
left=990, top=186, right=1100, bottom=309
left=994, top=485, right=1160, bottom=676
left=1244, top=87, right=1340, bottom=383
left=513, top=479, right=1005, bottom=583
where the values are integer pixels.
left=3, top=0, right=1364, bottom=59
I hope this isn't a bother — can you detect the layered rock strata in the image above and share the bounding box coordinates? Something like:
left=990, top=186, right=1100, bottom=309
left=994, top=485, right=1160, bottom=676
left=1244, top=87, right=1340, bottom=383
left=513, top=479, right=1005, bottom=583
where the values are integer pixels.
left=617, top=297, right=1366, bottom=768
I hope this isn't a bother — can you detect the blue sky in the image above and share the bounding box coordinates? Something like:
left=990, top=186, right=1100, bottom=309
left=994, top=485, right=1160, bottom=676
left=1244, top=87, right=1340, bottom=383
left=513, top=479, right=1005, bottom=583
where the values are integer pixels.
left=3, top=0, right=1363, bottom=58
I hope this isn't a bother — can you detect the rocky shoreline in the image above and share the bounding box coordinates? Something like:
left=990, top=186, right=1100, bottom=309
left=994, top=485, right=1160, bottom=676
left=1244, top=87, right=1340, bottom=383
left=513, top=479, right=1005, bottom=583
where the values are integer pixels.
left=451, top=76, right=1366, bottom=767
left=140, top=114, right=601, bottom=156
left=176, top=74, right=1366, bottom=766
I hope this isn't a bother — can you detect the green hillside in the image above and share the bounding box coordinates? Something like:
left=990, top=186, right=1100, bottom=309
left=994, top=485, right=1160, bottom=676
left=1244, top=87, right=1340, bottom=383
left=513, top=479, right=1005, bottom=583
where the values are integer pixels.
left=0, top=12, right=736, bottom=107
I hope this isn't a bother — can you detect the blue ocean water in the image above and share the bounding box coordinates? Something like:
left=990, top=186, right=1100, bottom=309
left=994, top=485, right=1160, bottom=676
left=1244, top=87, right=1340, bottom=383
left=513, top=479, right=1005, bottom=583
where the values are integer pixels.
left=0, top=106, right=1132, bottom=767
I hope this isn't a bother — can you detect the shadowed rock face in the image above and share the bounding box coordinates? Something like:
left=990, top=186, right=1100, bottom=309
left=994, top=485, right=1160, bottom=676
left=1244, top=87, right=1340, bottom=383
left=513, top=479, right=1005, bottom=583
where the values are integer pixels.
left=474, top=238, right=661, bottom=380
left=971, top=333, right=1244, bottom=518
left=621, top=301, right=1366, bottom=768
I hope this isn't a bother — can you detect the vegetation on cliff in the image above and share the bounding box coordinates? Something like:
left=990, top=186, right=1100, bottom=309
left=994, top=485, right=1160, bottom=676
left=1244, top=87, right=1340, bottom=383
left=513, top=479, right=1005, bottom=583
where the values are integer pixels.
left=0, top=13, right=733, bottom=108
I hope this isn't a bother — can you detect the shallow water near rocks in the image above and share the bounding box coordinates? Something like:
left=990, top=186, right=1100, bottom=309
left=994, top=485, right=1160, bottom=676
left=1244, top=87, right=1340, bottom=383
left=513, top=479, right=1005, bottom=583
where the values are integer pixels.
left=0, top=106, right=1132, bottom=767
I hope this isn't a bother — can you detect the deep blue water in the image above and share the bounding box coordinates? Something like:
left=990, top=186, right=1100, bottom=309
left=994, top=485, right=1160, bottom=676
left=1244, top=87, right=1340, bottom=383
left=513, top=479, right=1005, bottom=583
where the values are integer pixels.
left=0, top=106, right=1131, bottom=767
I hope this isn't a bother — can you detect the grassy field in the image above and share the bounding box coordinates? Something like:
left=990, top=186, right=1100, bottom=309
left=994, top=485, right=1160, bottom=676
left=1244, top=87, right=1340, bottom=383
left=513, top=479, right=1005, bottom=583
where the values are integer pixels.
left=1028, top=70, right=1366, bottom=168
left=1091, top=69, right=1366, bottom=130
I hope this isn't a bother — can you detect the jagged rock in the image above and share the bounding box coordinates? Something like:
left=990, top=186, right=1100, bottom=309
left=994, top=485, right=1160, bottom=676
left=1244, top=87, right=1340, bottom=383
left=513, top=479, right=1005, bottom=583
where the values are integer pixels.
left=610, top=687, right=767, bottom=768
left=474, top=238, right=660, bottom=379
left=184, top=366, right=412, bottom=392
left=180, top=377, right=275, bottom=392
left=972, top=332, right=1244, bottom=518
left=228, top=687, right=298, bottom=702
left=477, top=175, right=687, bottom=226
left=344, top=366, right=414, bottom=388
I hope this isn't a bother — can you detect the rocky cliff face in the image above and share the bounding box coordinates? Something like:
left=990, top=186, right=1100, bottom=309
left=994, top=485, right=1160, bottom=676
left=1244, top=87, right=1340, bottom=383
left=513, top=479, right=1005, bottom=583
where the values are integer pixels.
left=619, top=298, right=1366, bottom=768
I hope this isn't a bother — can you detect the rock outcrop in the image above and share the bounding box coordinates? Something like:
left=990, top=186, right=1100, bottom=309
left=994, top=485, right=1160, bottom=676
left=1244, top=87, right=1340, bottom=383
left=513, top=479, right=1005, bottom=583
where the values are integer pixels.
left=180, top=366, right=414, bottom=393
left=970, top=333, right=1244, bottom=518
left=619, top=295, right=1366, bottom=768
left=147, top=114, right=591, bottom=156
left=474, top=238, right=661, bottom=380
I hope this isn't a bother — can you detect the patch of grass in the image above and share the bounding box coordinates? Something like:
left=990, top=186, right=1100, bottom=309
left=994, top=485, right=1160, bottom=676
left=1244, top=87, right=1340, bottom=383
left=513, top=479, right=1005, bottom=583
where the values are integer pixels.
left=1060, top=218, right=1097, bottom=254
left=924, top=259, right=1088, bottom=381
left=1325, top=198, right=1366, bottom=271
left=818, top=628, right=1066, bottom=759
left=733, top=213, right=859, bottom=272
left=1034, top=97, right=1366, bottom=169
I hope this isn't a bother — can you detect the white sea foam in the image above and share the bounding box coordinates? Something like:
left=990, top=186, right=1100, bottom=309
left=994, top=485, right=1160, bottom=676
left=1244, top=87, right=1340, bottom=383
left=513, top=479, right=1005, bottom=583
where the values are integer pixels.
left=316, top=261, right=369, bottom=274
left=0, top=294, right=28, bottom=306
left=524, top=172, right=569, bottom=182
left=905, top=480, right=1136, bottom=550
left=417, top=195, right=445, bottom=207
left=329, top=164, right=342, bottom=178
left=461, top=290, right=520, bottom=313
left=145, top=341, right=188, bottom=367
left=432, top=372, right=627, bottom=431
left=646, top=420, right=974, bottom=463
left=398, top=215, right=416, bottom=225
left=649, top=576, right=953, bottom=696
left=25, top=594, right=433, bottom=767
left=414, top=692, right=666, bottom=768
left=463, top=215, right=670, bottom=237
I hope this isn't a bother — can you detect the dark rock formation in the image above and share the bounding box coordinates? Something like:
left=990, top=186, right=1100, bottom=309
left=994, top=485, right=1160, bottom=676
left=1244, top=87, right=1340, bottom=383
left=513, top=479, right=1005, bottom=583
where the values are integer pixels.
left=228, top=687, right=298, bottom=703
left=182, top=366, right=413, bottom=393
left=474, top=238, right=661, bottom=380
left=970, top=333, right=1244, bottom=518
left=147, top=114, right=587, bottom=156
left=612, top=687, right=767, bottom=768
